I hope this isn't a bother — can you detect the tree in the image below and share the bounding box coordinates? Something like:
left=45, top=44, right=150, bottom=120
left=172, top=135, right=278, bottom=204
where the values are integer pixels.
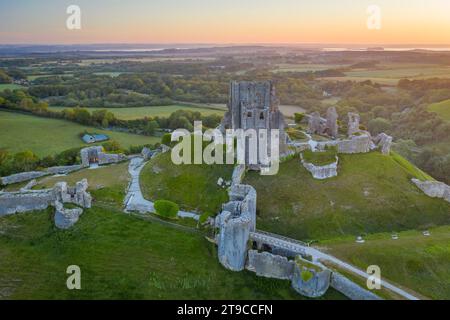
left=368, top=117, right=392, bottom=135
left=73, top=107, right=91, bottom=125
left=294, top=112, right=305, bottom=124
left=154, top=200, right=179, bottom=219
left=144, top=120, right=159, bottom=135
left=0, top=69, right=12, bottom=84
left=13, top=151, right=39, bottom=172
left=161, top=133, right=172, bottom=146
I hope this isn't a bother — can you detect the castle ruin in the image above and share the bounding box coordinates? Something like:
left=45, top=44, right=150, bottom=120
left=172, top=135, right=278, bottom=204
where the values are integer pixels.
left=220, top=81, right=287, bottom=169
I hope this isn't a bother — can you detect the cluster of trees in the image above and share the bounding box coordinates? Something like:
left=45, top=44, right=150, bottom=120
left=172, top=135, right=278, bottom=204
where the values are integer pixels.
left=0, top=141, right=157, bottom=179
left=0, top=69, right=12, bottom=83
left=0, top=147, right=81, bottom=178
left=0, top=89, right=222, bottom=137
left=398, top=78, right=450, bottom=104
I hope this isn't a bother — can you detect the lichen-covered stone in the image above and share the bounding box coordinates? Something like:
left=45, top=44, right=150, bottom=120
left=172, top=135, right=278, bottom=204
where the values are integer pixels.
left=291, top=258, right=331, bottom=298
left=54, top=201, right=83, bottom=229
left=246, top=250, right=294, bottom=280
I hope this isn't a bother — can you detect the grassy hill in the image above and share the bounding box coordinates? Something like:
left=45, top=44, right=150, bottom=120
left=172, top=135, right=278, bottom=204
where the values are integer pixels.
left=243, top=152, right=450, bottom=241
left=428, top=99, right=450, bottom=121
left=0, top=111, right=159, bottom=156
left=321, top=225, right=450, bottom=299
left=140, top=152, right=234, bottom=214
left=0, top=207, right=346, bottom=299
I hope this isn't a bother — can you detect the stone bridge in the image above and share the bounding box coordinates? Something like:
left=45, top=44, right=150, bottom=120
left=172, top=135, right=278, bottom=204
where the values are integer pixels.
left=250, top=230, right=308, bottom=255
left=250, top=230, right=419, bottom=300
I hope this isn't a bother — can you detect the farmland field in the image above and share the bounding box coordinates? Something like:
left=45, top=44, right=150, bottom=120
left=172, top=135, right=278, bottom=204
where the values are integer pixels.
left=0, top=111, right=159, bottom=156
left=428, top=99, right=450, bottom=121
left=272, top=63, right=348, bottom=73
left=0, top=84, right=25, bottom=91
left=320, top=64, right=450, bottom=85
left=48, top=104, right=226, bottom=120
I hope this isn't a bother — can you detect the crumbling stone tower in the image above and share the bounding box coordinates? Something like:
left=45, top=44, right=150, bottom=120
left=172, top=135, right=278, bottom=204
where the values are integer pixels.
left=221, top=81, right=287, bottom=168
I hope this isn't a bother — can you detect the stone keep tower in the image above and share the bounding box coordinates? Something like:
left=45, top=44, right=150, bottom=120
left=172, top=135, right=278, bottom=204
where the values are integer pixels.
left=221, top=81, right=287, bottom=168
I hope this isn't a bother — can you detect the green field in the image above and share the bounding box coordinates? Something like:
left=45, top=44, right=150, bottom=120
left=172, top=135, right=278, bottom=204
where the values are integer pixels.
left=0, top=206, right=347, bottom=299
left=140, top=152, right=234, bottom=214
left=243, top=152, right=450, bottom=241
left=0, top=84, right=25, bottom=91
left=428, top=99, right=450, bottom=121
left=322, top=225, right=450, bottom=299
left=319, top=64, right=450, bottom=85
left=0, top=111, right=159, bottom=156
left=48, top=105, right=226, bottom=120
left=272, top=63, right=348, bottom=73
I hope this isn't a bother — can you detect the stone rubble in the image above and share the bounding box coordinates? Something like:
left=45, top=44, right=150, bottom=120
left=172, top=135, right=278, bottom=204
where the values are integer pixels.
left=412, top=179, right=450, bottom=203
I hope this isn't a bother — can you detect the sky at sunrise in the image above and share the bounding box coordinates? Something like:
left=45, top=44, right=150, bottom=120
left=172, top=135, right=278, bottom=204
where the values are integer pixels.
left=1, top=0, right=450, bottom=44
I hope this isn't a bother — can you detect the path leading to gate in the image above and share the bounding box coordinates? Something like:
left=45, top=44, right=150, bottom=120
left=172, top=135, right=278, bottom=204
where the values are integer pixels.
left=123, top=156, right=200, bottom=220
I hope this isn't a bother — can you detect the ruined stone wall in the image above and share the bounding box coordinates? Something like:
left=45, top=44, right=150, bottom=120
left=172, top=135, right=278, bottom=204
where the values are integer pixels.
left=412, top=179, right=450, bottom=203
left=45, top=165, right=82, bottom=175
left=0, top=189, right=54, bottom=216
left=215, top=184, right=257, bottom=271
left=231, top=164, right=246, bottom=185
left=1, top=165, right=83, bottom=186
left=80, top=146, right=126, bottom=167
left=246, top=250, right=294, bottom=280
left=318, top=134, right=372, bottom=154
left=1, top=171, right=49, bottom=185
left=0, top=179, right=91, bottom=216
left=290, top=257, right=332, bottom=298
left=330, top=272, right=382, bottom=300
left=54, top=201, right=83, bottom=229
left=301, top=157, right=338, bottom=180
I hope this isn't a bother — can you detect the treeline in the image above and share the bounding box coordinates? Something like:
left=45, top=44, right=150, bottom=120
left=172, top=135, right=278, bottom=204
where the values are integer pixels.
left=0, top=89, right=223, bottom=135
left=0, top=141, right=157, bottom=180
left=398, top=78, right=450, bottom=103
